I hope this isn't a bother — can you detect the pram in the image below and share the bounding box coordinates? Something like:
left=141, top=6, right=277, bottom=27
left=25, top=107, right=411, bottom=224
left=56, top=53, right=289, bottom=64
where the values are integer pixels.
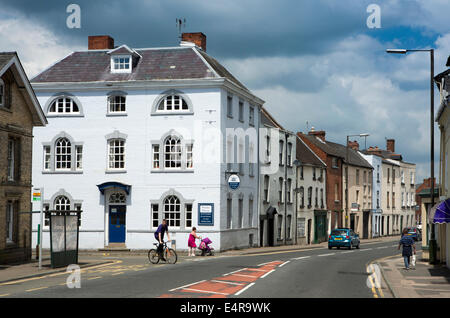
left=198, top=237, right=214, bottom=256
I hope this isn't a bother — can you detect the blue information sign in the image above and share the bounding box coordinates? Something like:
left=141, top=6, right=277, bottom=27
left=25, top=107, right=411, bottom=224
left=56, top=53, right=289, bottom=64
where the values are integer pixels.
left=198, top=203, right=214, bottom=226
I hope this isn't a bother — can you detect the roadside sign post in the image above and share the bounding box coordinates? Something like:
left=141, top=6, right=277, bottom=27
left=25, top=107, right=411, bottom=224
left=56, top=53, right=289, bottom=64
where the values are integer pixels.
left=33, top=188, right=43, bottom=270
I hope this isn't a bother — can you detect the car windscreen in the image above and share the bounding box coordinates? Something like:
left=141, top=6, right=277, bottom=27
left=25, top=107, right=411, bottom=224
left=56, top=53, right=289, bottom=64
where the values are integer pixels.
left=331, top=230, right=347, bottom=236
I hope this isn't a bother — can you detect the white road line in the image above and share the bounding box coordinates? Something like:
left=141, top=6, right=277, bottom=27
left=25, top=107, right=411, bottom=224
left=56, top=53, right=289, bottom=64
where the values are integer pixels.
left=232, top=273, right=259, bottom=278
left=377, top=246, right=388, bottom=249
left=234, top=283, right=255, bottom=296
left=183, top=288, right=229, bottom=296
left=279, top=261, right=290, bottom=267
left=210, top=280, right=245, bottom=286
left=359, top=248, right=373, bottom=252
left=293, top=256, right=311, bottom=260
left=318, top=253, right=335, bottom=257
left=223, top=268, right=246, bottom=276
left=260, top=269, right=275, bottom=278
left=342, top=251, right=354, bottom=254
left=169, top=280, right=207, bottom=292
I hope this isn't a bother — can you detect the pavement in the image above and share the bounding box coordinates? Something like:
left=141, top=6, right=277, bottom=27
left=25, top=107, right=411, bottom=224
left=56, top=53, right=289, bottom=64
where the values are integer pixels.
left=1, top=235, right=449, bottom=298
left=376, top=252, right=450, bottom=298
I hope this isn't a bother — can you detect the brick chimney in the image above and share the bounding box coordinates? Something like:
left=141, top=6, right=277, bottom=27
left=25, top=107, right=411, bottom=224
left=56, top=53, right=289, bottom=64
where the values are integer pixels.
left=386, top=139, right=395, bottom=153
left=308, top=127, right=326, bottom=142
left=181, top=32, right=206, bottom=51
left=348, top=140, right=359, bottom=151
left=367, top=146, right=382, bottom=156
left=88, top=35, right=114, bottom=50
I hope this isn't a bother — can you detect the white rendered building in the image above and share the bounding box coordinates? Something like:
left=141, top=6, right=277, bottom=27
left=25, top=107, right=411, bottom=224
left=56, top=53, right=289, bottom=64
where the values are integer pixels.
left=30, top=34, right=263, bottom=251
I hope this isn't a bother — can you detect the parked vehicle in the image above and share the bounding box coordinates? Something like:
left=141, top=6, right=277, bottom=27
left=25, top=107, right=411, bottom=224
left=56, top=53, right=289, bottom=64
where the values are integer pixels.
left=405, top=227, right=422, bottom=241
left=328, top=228, right=360, bottom=250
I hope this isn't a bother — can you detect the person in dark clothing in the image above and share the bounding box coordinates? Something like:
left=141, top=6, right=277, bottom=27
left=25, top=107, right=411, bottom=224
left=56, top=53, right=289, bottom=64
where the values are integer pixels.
left=398, top=228, right=416, bottom=270
left=154, top=219, right=170, bottom=261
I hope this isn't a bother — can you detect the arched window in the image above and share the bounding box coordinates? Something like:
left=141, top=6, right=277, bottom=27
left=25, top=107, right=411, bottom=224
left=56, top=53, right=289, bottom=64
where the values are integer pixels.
left=164, top=136, right=181, bottom=168
left=163, top=195, right=181, bottom=227
left=55, top=138, right=72, bottom=170
left=157, top=94, right=189, bottom=112
left=54, top=195, right=71, bottom=211
left=109, top=192, right=126, bottom=203
left=49, top=97, right=80, bottom=114
left=108, top=95, right=126, bottom=113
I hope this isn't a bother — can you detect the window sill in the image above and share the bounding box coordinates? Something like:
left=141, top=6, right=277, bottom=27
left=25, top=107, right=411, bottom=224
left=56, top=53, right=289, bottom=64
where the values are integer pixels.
left=151, top=169, right=194, bottom=173
left=106, top=113, right=128, bottom=117
left=105, top=170, right=127, bottom=174
left=46, top=114, right=84, bottom=118
left=0, top=106, right=12, bottom=113
left=42, top=170, right=83, bottom=174
left=151, top=111, right=194, bottom=116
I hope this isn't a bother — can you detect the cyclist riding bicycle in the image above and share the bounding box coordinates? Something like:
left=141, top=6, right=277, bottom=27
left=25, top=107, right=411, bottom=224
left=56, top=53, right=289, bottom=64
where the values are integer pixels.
left=154, top=219, right=171, bottom=261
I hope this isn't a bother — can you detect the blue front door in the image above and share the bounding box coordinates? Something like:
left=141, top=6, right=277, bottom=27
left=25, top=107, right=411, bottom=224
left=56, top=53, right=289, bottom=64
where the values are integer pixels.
left=109, top=205, right=126, bottom=243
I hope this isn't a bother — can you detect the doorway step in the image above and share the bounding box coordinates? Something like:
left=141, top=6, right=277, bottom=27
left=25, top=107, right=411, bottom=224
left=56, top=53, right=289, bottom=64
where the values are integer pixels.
left=99, top=243, right=130, bottom=252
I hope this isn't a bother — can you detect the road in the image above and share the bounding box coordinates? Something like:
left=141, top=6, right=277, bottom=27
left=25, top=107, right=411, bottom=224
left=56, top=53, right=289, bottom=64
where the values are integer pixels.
left=0, top=239, right=405, bottom=299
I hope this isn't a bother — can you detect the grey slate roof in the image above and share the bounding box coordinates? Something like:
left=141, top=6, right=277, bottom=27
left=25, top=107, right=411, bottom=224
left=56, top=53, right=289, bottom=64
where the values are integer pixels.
left=301, top=134, right=372, bottom=169
left=31, top=46, right=250, bottom=94
left=296, top=136, right=326, bottom=168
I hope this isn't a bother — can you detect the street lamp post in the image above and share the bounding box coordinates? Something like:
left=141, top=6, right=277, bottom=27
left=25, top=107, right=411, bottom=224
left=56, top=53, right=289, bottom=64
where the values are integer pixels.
left=345, top=133, right=369, bottom=229
left=386, top=48, right=436, bottom=264
left=293, top=159, right=302, bottom=245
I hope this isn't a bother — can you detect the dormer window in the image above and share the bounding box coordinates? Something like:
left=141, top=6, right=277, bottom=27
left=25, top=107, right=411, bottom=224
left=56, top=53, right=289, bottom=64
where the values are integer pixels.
left=111, top=55, right=131, bottom=73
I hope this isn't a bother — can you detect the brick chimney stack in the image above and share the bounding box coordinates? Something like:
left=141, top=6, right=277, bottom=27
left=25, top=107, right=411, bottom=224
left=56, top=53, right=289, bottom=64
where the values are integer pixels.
left=386, top=139, right=395, bottom=153
left=308, top=127, right=326, bottom=142
left=367, top=146, right=382, bottom=156
left=88, top=35, right=114, bottom=50
left=181, top=32, right=206, bottom=51
left=348, top=140, right=360, bottom=151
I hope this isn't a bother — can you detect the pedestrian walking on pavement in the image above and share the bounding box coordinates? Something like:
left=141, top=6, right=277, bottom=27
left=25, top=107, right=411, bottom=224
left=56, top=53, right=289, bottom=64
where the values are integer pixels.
left=398, top=228, right=416, bottom=270
left=188, top=227, right=201, bottom=256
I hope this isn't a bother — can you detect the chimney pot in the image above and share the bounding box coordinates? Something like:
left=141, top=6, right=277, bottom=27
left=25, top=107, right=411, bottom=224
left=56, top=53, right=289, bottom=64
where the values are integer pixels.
left=308, top=128, right=326, bottom=142
left=348, top=140, right=360, bottom=151
left=181, top=32, right=206, bottom=51
left=88, top=35, right=114, bottom=50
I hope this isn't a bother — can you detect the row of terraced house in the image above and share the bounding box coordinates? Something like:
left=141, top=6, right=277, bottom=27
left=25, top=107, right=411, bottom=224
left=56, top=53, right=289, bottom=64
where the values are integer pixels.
left=0, top=33, right=433, bottom=264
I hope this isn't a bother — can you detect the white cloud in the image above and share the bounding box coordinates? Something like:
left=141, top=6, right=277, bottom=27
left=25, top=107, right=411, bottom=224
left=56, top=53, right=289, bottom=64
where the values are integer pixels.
left=222, top=32, right=447, bottom=182
left=0, top=9, right=83, bottom=78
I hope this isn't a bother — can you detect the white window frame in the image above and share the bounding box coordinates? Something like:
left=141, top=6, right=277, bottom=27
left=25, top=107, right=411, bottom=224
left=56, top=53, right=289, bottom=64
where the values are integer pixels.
left=54, top=195, right=71, bottom=211
left=111, top=55, right=131, bottom=73
left=43, top=146, right=51, bottom=171
left=238, top=100, right=244, bottom=122
left=76, top=145, right=83, bottom=171
left=48, top=97, right=80, bottom=115
left=108, top=139, right=125, bottom=170
left=108, top=95, right=126, bottom=114
left=227, top=95, right=233, bottom=118
left=6, top=201, right=14, bottom=243
left=163, top=195, right=181, bottom=228
left=249, top=106, right=255, bottom=126
left=7, top=139, right=14, bottom=181
left=185, top=203, right=193, bottom=228
left=55, top=138, right=72, bottom=171
left=164, top=136, right=182, bottom=169
left=156, top=94, right=189, bottom=113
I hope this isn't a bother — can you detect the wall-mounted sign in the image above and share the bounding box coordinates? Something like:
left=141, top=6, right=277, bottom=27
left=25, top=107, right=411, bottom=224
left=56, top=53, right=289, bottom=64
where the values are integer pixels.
left=228, top=174, right=240, bottom=190
left=33, top=190, right=41, bottom=201
left=198, top=203, right=214, bottom=226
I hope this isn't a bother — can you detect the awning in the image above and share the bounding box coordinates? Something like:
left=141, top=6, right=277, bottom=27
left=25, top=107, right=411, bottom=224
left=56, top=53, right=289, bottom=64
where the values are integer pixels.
left=96, top=182, right=131, bottom=195
left=429, top=199, right=450, bottom=224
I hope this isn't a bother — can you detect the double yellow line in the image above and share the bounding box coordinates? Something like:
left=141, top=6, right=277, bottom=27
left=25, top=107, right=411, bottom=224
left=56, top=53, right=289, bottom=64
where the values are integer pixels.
left=366, top=263, right=384, bottom=298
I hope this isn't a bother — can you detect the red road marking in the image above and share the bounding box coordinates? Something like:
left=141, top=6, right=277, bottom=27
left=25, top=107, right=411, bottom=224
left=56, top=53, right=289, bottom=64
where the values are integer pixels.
left=160, top=260, right=284, bottom=298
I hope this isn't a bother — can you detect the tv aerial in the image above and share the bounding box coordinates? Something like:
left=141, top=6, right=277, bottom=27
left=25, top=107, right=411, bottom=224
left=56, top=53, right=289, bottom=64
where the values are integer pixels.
left=176, top=18, right=186, bottom=40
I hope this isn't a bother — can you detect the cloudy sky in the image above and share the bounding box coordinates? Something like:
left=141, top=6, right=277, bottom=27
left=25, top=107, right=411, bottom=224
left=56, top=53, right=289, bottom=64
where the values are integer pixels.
left=1, top=0, right=449, bottom=182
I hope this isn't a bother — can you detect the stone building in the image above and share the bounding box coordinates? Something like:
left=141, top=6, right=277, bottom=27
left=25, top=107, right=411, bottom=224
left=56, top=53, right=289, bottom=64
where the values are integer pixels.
left=0, top=52, right=46, bottom=264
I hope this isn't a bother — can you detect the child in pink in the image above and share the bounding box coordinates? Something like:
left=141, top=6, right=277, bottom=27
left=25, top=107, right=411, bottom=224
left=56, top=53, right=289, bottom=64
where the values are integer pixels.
left=188, top=227, right=201, bottom=256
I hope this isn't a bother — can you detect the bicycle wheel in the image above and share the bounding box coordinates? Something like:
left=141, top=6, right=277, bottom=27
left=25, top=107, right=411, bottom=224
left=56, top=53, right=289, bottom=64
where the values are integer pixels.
left=148, top=249, right=159, bottom=264
left=164, top=248, right=177, bottom=264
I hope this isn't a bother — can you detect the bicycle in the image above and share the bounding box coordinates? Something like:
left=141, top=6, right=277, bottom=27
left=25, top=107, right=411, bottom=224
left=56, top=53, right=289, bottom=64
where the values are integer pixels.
left=148, top=241, right=177, bottom=264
